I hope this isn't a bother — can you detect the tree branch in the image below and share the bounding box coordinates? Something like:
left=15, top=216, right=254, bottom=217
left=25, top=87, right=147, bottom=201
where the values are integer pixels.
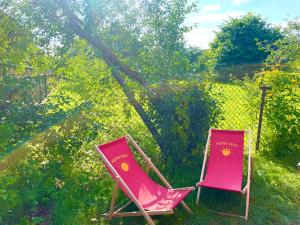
left=57, top=0, right=146, bottom=85
left=110, top=69, right=163, bottom=147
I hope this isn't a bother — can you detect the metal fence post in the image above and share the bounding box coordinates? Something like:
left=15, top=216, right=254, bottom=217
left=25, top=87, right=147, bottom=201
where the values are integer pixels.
left=255, top=86, right=269, bottom=151
left=249, top=86, right=269, bottom=180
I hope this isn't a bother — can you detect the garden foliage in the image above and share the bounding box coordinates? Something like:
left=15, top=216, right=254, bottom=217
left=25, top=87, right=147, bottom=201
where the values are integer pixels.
left=257, top=20, right=300, bottom=159
left=0, top=1, right=299, bottom=224
left=0, top=39, right=217, bottom=223
left=259, top=68, right=299, bottom=156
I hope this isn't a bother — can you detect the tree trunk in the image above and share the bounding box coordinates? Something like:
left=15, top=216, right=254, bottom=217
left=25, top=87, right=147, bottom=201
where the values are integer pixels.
left=57, top=1, right=164, bottom=148
left=111, top=70, right=164, bottom=148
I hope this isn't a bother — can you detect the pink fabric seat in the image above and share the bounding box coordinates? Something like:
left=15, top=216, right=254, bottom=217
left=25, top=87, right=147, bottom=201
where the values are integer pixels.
left=98, top=137, right=193, bottom=211
left=197, top=129, right=244, bottom=192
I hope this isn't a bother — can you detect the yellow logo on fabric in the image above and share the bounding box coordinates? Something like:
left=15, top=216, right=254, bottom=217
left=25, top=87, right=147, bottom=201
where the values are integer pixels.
left=121, top=162, right=129, bottom=172
left=222, top=148, right=231, bottom=156
left=112, top=154, right=128, bottom=163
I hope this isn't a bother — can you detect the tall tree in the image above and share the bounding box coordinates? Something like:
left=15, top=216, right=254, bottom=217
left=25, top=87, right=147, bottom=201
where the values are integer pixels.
left=211, top=12, right=282, bottom=81
left=9, top=0, right=194, bottom=151
left=0, top=10, right=50, bottom=72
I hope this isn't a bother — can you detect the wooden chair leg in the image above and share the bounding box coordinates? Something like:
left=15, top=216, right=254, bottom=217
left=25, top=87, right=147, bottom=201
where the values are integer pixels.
left=245, top=130, right=252, bottom=220
left=181, top=201, right=193, bottom=214
left=245, top=182, right=250, bottom=220
left=108, top=182, right=119, bottom=220
left=142, top=211, right=155, bottom=225
left=196, top=187, right=202, bottom=205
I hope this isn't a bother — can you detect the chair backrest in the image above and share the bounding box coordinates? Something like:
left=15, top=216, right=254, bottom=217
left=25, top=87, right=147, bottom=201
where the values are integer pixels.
left=204, top=129, right=244, bottom=190
left=97, top=136, right=167, bottom=203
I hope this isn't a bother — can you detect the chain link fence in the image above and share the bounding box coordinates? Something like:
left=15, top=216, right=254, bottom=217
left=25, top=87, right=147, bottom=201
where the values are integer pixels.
left=0, top=64, right=50, bottom=157
left=210, top=81, right=263, bottom=148
left=206, top=82, right=263, bottom=174
left=0, top=65, right=268, bottom=160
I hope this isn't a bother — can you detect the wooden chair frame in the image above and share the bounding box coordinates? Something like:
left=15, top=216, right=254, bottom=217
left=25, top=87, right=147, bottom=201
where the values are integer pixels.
left=196, top=128, right=252, bottom=221
left=96, top=134, right=194, bottom=225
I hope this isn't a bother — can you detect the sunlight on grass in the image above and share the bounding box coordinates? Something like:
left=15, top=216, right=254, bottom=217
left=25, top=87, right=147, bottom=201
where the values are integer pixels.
left=212, top=83, right=258, bottom=131
left=0, top=114, right=81, bottom=171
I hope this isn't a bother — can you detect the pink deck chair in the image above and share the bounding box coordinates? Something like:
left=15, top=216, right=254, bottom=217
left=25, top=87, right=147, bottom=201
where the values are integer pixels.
left=96, top=134, right=194, bottom=225
left=196, top=128, right=252, bottom=220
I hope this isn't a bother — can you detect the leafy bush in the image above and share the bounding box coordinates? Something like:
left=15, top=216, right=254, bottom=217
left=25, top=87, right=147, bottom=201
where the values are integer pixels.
left=257, top=20, right=300, bottom=159
left=148, top=80, right=219, bottom=168
left=257, top=67, right=300, bottom=157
